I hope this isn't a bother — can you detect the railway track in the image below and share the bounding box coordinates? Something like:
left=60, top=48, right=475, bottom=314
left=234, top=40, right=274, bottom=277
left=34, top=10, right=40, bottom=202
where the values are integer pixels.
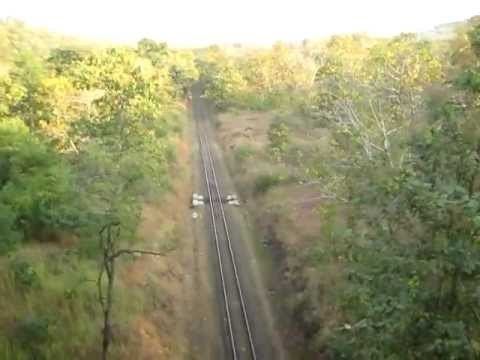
left=196, top=99, right=257, bottom=360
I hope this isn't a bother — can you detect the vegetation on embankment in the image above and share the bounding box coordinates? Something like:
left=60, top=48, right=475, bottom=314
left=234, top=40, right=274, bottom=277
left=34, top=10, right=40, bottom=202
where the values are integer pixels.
left=204, top=16, right=480, bottom=359
left=0, top=20, right=197, bottom=358
left=3, top=14, right=480, bottom=359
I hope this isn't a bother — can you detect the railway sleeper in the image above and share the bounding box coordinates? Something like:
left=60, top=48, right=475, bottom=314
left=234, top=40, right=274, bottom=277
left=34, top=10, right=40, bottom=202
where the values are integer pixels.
left=191, top=193, right=240, bottom=207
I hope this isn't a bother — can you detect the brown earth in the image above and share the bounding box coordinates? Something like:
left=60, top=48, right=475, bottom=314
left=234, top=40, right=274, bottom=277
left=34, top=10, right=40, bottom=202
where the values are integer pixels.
left=215, top=110, right=336, bottom=358
left=117, top=133, right=196, bottom=360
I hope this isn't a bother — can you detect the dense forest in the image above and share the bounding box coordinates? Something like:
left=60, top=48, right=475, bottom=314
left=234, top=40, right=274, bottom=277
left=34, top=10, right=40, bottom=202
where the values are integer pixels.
left=200, top=16, right=480, bottom=359
left=1, top=14, right=480, bottom=359
left=0, top=18, right=197, bottom=359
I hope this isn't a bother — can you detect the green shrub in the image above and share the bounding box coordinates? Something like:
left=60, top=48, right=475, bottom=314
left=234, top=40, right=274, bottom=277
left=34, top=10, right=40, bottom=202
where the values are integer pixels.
left=268, top=121, right=290, bottom=161
left=13, top=315, right=51, bottom=359
left=9, top=259, right=40, bottom=289
left=0, top=203, right=21, bottom=254
left=254, top=173, right=282, bottom=194
left=0, top=118, right=83, bottom=243
left=234, top=144, right=256, bottom=164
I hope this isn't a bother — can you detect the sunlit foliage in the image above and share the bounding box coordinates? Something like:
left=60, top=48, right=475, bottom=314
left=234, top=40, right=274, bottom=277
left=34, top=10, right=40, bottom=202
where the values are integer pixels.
left=203, top=17, right=480, bottom=359
left=0, top=23, right=195, bottom=358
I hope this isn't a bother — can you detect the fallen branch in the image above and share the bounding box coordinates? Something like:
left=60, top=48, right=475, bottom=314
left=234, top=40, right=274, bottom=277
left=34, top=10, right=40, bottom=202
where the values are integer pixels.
left=110, top=249, right=167, bottom=260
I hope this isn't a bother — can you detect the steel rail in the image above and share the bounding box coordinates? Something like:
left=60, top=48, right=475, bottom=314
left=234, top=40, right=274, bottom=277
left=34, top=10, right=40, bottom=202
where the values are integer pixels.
left=199, top=131, right=238, bottom=360
left=200, top=126, right=258, bottom=360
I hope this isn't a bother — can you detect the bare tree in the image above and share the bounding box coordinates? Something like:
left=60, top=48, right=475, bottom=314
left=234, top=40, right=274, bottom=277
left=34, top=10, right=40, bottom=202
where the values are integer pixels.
left=97, top=222, right=166, bottom=360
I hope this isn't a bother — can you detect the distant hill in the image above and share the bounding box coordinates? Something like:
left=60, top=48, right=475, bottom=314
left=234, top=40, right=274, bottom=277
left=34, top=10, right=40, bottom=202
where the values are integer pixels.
left=420, top=15, right=480, bottom=40
left=420, top=22, right=462, bottom=40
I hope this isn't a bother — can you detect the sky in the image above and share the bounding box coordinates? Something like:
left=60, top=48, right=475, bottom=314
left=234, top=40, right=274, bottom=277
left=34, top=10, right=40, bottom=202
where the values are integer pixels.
left=1, top=0, right=479, bottom=46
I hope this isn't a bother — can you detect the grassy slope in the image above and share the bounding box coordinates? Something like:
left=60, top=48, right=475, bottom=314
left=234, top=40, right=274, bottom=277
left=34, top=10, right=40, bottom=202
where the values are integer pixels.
left=215, top=110, right=338, bottom=357
left=0, top=120, right=192, bottom=359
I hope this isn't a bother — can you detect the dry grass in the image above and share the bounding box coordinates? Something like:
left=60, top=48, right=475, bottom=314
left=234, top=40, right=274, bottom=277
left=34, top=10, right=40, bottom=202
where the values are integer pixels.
left=0, top=243, right=101, bottom=359
left=0, top=117, right=194, bottom=359
left=217, top=111, right=273, bottom=150
left=216, top=109, right=341, bottom=357
left=117, top=133, right=193, bottom=360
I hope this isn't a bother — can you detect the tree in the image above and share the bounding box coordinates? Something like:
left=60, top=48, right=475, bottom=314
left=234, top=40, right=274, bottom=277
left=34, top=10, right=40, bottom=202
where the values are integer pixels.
left=97, top=222, right=166, bottom=360
left=197, top=46, right=247, bottom=109
left=325, top=24, right=480, bottom=360
left=8, top=51, right=48, bottom=129
left=0, top=117, right=81, bottom=247
left=0, top=20, right=189, bottom=358
left=314, top=34, right=442, bottom=168
left=136, top=38, right=168, bottom=66
left=47, top=48, right=84, bottom=75
left=167, top=50, right=199, bottom=96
